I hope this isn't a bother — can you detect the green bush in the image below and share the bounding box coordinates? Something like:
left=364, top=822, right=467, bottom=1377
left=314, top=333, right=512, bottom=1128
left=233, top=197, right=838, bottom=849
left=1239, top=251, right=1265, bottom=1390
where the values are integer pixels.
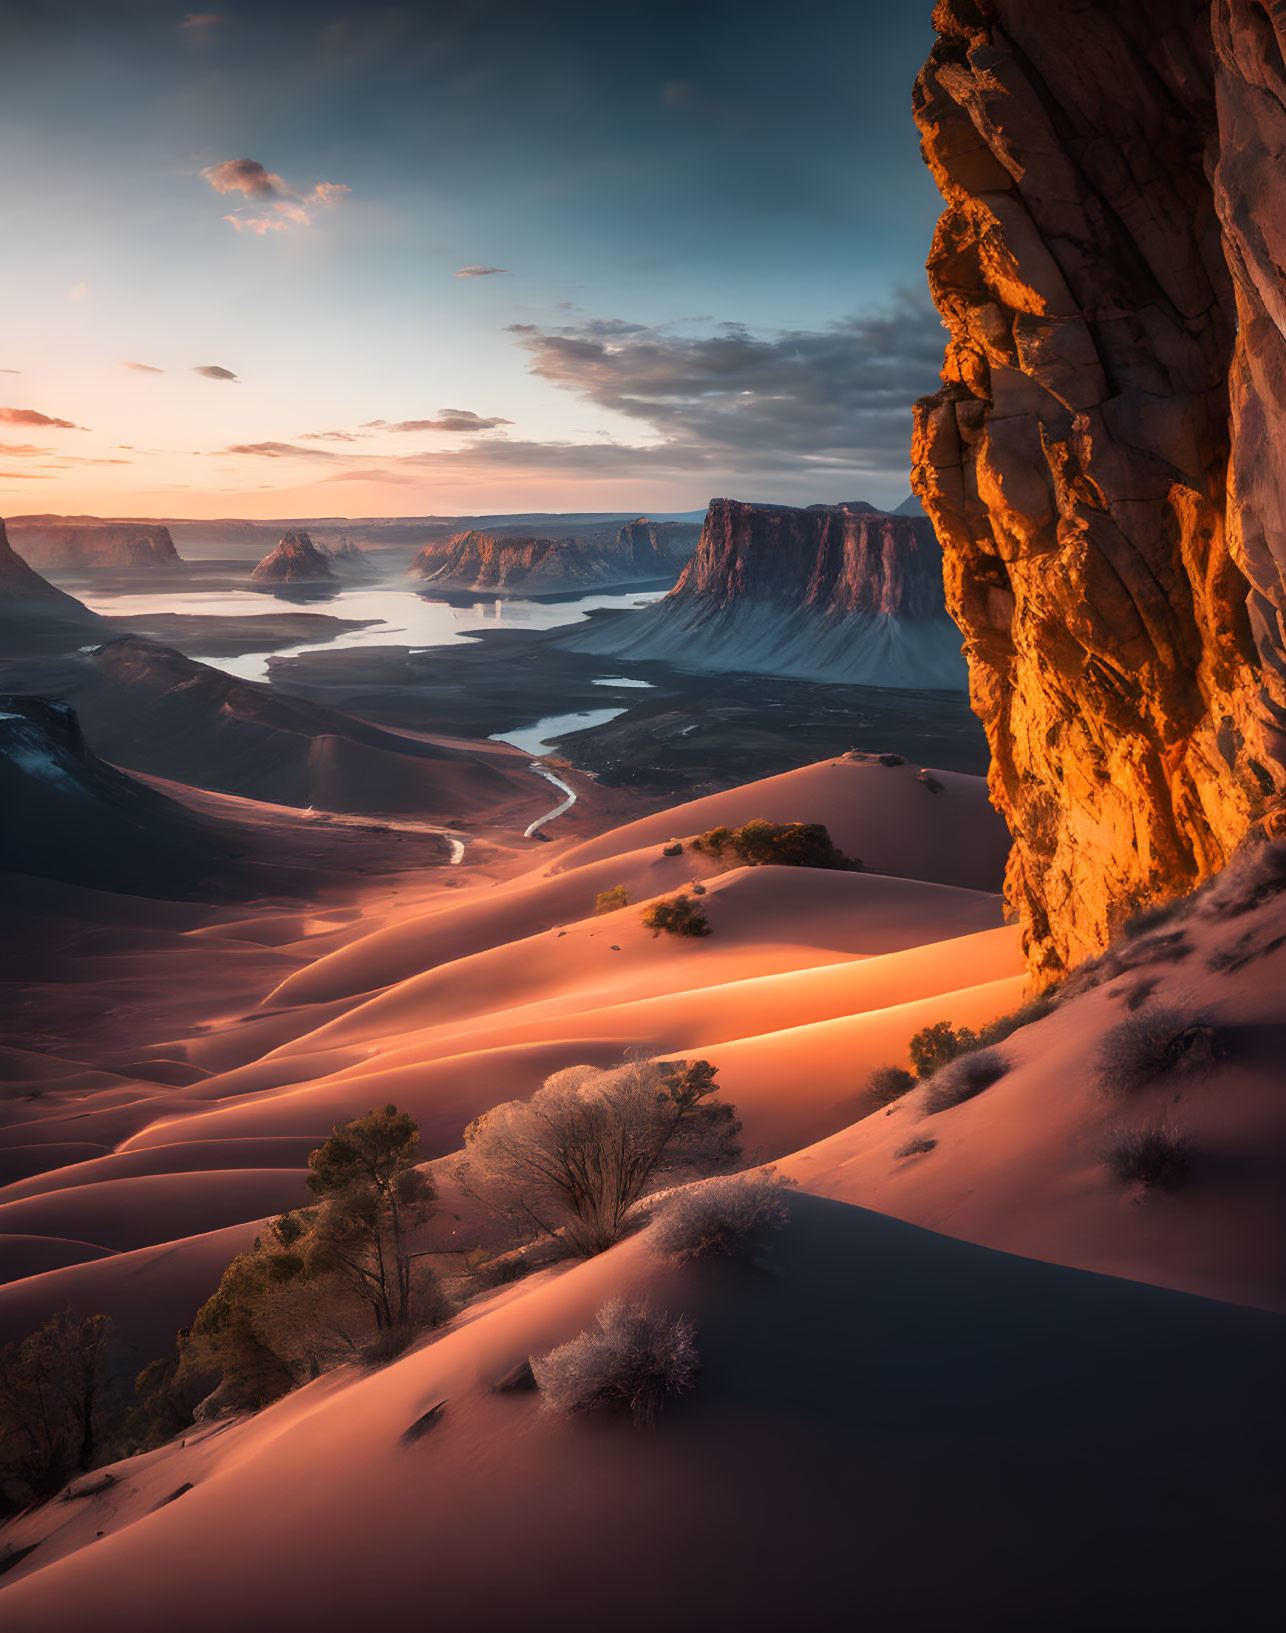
left=908, top=1020, right=979, bottom=1079
left=594, top=885, right=630, bottom=915
left=691, top=819, right=858, bottom=871
left=643, top=894, right=711, bottom=938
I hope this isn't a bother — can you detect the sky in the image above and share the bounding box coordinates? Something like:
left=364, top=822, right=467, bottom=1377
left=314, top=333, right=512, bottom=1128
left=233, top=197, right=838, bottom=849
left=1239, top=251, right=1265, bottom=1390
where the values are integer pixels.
left=0, top=1, right=946, bottom=520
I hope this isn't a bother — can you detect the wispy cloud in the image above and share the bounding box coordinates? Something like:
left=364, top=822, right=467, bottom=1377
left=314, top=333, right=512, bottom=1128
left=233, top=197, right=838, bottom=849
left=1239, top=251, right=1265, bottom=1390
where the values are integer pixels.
left=454, top=265, right=508, bottom=279
left=181, top=12, right=224, bottom=32
left=0, top=471, right=53, bottom=480
left=0, top=406, right=87, bottom=430
left=192, top=365, right=238, bottom=382
left=202, top=157, right=350, bottom=234
left=0, top=443, right=50, bottom=456
left=121, top=361, right=164, bottom=373
left=223, top=441, right=339, bottom=459
left=361, top=410, right=512, bottom=434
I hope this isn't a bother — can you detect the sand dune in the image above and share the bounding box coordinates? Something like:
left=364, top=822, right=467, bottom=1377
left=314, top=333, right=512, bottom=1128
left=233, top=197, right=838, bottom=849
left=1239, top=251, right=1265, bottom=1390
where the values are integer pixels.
left=1, top=1195, right=1280, bottom=1631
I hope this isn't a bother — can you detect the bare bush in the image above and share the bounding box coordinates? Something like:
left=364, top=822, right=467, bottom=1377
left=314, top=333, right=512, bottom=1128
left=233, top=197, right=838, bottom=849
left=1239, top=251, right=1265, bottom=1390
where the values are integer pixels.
left=1101, top=1121, right=1192, bottom=1189
left=1095, top=1006, right=1219, bottom=1096
left=921, top=1047, right=1009, bottom=1114
left=649, top=1172, right=789, bottom=1264
left=457, top=1058, right=741, bottom=1255
left=976, top=990, right=1061, bottom=1047
left=895, top=1136, right=938, bottom=1158
left=1195, top=837, right=1286, bottom=920
left=532, top=1300, right=698, bottom=1426
left=866, top=1063, right=917, bottom=1106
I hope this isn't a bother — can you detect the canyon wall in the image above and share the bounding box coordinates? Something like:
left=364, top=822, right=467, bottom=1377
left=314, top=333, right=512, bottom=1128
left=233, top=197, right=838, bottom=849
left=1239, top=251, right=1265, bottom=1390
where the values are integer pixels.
left=911, top=0, right=1286, bottom=980
left=556, top=498, right=968, bottom=688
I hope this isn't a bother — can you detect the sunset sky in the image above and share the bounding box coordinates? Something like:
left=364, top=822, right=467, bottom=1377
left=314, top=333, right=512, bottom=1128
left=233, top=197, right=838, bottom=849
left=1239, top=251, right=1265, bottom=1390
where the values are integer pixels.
left=3, top=1, right=943, bottom=519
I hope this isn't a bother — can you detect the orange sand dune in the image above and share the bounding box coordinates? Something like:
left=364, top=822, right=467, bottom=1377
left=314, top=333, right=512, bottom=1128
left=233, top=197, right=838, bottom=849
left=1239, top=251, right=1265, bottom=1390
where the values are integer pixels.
left=0, top=1195, right=1279, bottom=1632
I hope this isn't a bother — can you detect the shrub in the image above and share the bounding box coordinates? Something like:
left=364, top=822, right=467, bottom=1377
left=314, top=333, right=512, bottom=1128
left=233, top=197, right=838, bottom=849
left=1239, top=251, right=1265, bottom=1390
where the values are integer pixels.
left=866, top=1064, right=917, bottom=1106
left=691, top=819, right=858, bottom=871
left=661, top=839, right=683, bottom=857
left=1101, top=1121, right=1192, bottom=1189
left=0, top=1310, right=112, bottom=1512
left=457, top=1058, right=741, bottom=1256
left=649, top=1173, right=790, bottom=1264
left=921, top=1047, right=1009, bottom=1113
left=908, top=1020, right=979, bottom=1079
left=642, top=894, right=711, bottom=938
left=532, top=1300, right=698, bottom=1427
left=594, top=885, right=630, bottom=915
left=1207, top=926, right=1286, bottom=974
left=1095, top=1006, right=1219, bottom=1096
left=975, top=990, right=1061, bottom=1047
left=895, top=1136, right=937, bottom=1158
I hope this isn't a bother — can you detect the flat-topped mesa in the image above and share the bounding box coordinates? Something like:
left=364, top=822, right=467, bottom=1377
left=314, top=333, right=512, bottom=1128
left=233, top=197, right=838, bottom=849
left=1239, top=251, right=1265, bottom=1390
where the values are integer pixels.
left=409, top=530, right=634, bottom=592
left=553, top=497, right=966, bottom=688
left=250, top=530, right=337, bottom=584
left=9, top=518, right=182, bottom=570
left=910, top=0, right=1286, bottom=983
left=680, top=498, right=949, bottom=618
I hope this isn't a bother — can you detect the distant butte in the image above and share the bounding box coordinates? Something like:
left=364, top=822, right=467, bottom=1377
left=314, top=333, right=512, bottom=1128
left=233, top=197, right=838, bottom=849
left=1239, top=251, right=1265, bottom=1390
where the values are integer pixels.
left=250, top=531, right=338, bottom=584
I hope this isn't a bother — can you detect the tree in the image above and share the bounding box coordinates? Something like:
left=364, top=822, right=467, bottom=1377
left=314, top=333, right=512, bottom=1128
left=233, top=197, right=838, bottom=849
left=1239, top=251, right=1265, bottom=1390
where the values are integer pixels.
left=305, top=1105, right=437, bottom=1333
left=642, top=894, right=711, bottom=937
left=0, top=1309, right=111, bottom=1510
left=457, top=1057, right=742, bottom=1255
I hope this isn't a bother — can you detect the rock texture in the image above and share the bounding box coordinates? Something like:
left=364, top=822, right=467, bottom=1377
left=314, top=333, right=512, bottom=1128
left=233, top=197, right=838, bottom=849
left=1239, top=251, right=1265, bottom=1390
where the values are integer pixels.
left=250, top=531, right=337, bottom=584
left=408, top=526, right=687, bottom=593
left=10, top=518, right=183, bottom=570
left=612, top=517, right=701, bottom=573
left=325, top=536, right=374, bottom=575
left=911, top=0, right=1286, bottom=981
left=556, top=498, right=967, bottom=688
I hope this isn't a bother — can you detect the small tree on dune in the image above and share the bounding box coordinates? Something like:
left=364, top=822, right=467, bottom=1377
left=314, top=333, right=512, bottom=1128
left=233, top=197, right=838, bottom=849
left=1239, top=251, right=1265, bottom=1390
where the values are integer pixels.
left=305, top=1105, right=438, bottom=1333
left=0, top=1309, right=112, bottom=1508
left=457, top=1058, right=741, bottom=1254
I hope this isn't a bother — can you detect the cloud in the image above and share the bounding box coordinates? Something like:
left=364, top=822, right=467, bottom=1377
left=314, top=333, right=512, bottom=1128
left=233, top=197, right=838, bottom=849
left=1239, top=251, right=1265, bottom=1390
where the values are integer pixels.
left=121, top=361, right=165, bottom=374
left=0, top=471, right=53, bottom=480
left=0, top=407, right=87, bottom=430
left=192, top=365, right=238, bottom=382
left=505, top=291, right=944, bottom=475
left=363, top=410, right=512, bottom=434
left=182, top=12, right=223, bottom=30
left=299, top=429, right=361, bottom=442
left=222, top=441, right=340, bottom=459
left=0, top=369, right=20, bottom=375
left=203, top=159, right=350, bottom=234
left=455, top=266, right=508, bottom=278
left=201, top=158, right=284, bottom=199
left=0, top=443, right=50, bottom=456
left=321, top=469, right=417, bottom=484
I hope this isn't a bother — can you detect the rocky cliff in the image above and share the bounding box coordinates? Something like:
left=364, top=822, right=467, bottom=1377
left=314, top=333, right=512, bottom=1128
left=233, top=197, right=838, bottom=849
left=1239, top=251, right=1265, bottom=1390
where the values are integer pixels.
left=555, top=498, right=967, bottom=688
left=613, top=517, right=701, bottom=574
left=0, top=516, right=104, bottom=644
left=250, top=531, right=337, bottom=584
left=10, top=518, right=182, bottom=570
left=407, top=527, right=684, bottom=593
left=911, top=0, right=1286, bottom=981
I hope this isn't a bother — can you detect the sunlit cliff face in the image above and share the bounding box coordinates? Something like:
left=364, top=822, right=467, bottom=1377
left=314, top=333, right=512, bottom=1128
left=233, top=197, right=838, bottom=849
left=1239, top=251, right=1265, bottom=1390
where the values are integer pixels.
left=911, top=0, right=1286, bottom=983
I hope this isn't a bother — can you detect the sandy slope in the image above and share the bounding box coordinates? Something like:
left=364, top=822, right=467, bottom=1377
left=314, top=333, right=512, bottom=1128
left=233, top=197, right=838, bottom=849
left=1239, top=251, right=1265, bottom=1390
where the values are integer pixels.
left=1, top=1195, right=1281, bottom=1631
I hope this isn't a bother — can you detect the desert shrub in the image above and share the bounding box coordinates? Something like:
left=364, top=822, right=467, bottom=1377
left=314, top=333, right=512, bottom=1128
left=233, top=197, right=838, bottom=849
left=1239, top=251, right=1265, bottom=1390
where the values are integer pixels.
left=661, top=839, right=683, bottom=857
left=1101, top=1121, right=1192, bottom=1189
left=594, top=885, right=630, bottom=915
left=921, top=1047, right=1009, bottom=1114
left=895, top=1136, right=937, bottom=1158
left=975, top=990, right=1061, bottom=1048
left=1207, top=926, right=1286, bottom=974
left=866, top=1063, right=917, bottom=1106
left=532, top=1300, right=698, bottom=1427
left=908, top=1020, right=979, bottom=1079
left=1095, top=1006, right=1219, bottom=1097
left=691, top=818, right=858, bottom=871
left=458, top=1057, right=741, bottom=1255
left=916, top=770, right=944, bottom=793
left=1122, top=897, right=1190, bottom=938
left=0, top=1310, right=112, bottom=1512
left=649, top=1172, right=790, bottom=1264
left=642, top=894, right=711, bottom=938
